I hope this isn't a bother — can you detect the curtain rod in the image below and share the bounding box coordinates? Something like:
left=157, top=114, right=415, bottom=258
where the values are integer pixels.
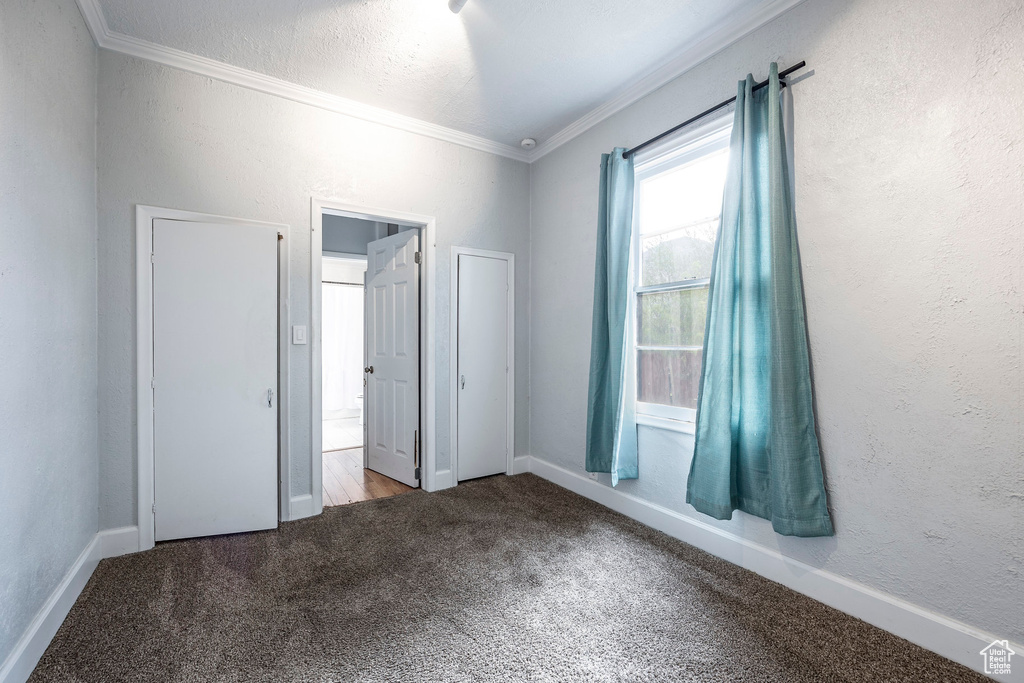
left=622, top=61, right=806, bottom=159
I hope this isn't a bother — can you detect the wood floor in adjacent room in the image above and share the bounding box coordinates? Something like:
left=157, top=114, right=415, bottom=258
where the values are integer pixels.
left=322, top=447, right=414, bottom=506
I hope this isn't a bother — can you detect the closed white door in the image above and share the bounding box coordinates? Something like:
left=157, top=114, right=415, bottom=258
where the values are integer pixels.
left=456, top=254, right=510, bottom=481
left=365, top=230, right=420, bottom=487
left=153, top=219, right=278, bottom=541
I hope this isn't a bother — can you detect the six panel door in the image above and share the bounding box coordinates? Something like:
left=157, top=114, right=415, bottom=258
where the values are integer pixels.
left=365, top=230, right=421, bottom=487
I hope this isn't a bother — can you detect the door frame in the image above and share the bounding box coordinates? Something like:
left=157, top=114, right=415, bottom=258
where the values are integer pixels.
left=449, top=246, right=515, bottom=484
left=311, top=199, right=438, bottom=511
left=136, top=205, right=290, bottom=552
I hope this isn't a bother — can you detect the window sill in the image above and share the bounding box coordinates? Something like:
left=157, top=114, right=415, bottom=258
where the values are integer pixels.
left=636, top=413, right=696, bottom=435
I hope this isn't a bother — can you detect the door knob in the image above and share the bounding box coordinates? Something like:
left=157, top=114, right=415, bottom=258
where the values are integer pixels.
left=460, top=374, right=465, bottom=390
left=364, top=366, right=374, bottom=374
left=267, top=389, right=274, bottom=407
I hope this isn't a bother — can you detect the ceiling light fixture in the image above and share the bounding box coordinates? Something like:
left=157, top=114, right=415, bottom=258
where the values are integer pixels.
left=448, top=0, right=469, bottom=13
left=520, top=138, right=537, bottom=150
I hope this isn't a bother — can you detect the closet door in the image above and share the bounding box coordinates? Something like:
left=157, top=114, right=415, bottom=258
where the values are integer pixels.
left=456, top=253, right=511, bottom=481
left=152, top=219, right=278, bottom=541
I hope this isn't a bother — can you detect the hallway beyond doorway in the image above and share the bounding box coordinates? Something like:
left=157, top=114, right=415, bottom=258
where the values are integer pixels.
left=322, top=416, right=362, bottom=452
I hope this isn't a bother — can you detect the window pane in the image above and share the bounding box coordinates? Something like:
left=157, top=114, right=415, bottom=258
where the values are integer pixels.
left=638, top=148, right=729, bottom=237
left=637, top=287, right=708, bottom=347
left=638, top=349, right=702, bottom=409
left=640, top=219, right=717, bottom=286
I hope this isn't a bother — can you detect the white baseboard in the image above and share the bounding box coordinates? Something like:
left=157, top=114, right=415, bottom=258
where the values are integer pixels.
left=511, top=456, right=531, bottom=475
left=429, top=468, right=454, bottom=492
left=289, top=494, right=316, bottom=520
left=519, top=455, right=1021, bottom=681
left=0, top=524, right=146, bottom=683
left=0, top=538, right=99, bottom=683
left=96, top=526, right=139, bottom=558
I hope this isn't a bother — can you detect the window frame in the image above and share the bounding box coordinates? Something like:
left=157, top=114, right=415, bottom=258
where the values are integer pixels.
left=631, top=115, right=733, bottom=433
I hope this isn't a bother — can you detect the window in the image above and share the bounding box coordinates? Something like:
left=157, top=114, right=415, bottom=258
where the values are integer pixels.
left=633, top=119, right=732, bottom=429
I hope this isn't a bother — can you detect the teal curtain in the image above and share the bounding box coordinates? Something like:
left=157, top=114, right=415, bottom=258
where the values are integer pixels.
left=686, top=64, right=834, bottom=537
left=586, top=148, right=638, bottom=486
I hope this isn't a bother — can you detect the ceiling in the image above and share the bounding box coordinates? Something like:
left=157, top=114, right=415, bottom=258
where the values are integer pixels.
left=92, top=0, right=782, bottom=155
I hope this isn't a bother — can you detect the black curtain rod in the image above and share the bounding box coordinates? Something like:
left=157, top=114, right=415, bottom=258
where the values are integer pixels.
left=622, top=61, right=806, bottom=159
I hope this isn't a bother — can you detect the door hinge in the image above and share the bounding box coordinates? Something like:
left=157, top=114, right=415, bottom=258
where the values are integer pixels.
left=414, top=251, right=422, bottom=264
left=278, top=232, right=283, bottom=240
left=151, top=378, right=156, bottom=389
left=151, top=503, right=156, bottom=514
left=150, top=252, right=155, bottom=263
left=413, top=429, right=421, bottom=481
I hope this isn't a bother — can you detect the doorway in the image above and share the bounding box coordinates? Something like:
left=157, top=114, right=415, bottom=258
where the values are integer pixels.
left=313, top=206, right=431, bottom=509
left=321, top=253, right=366, bottom=457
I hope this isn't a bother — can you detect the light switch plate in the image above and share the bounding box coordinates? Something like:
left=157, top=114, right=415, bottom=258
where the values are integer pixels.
left=292, top=325, right=307, bottom=345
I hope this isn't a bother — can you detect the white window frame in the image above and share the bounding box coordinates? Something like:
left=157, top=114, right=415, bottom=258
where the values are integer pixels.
left=631, top=114, right=733, bottom=434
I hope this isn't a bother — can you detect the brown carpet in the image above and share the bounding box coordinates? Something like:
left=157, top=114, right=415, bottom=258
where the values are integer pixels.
left=31, top=473, right=984, bottom=682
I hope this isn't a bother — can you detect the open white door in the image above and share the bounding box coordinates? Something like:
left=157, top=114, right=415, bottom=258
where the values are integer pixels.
left=456, top=253, right=512, bottom=481
left=152, top=219, right=279, bottom=541
left=365, top=230, right=420, bottom=487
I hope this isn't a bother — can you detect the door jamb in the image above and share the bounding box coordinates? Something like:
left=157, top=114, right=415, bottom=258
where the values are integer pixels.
left=311, top=199, right=439, bottom=513
left=135, top=205, right=291, bottom=552
left=449, top=246, right=516, bottom=484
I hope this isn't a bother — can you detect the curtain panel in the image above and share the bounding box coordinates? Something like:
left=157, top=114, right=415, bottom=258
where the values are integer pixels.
left=585, top=148, right=638, bottom=486
left=686, top=64, right=834, bottom=537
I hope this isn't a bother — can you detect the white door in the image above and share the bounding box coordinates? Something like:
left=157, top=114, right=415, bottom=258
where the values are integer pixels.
left=365, top=230, right=420, bottom=487
left=456, top=254, right=510, bottom=481
left=153, top=219, right=279, bottom=541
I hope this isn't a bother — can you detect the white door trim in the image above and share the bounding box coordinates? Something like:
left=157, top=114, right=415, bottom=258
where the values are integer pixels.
left=449, top=246, right=515, bottom=484
left=311, top=199, right=439, bottom=505
left=135, top=205, right=290, bottom=551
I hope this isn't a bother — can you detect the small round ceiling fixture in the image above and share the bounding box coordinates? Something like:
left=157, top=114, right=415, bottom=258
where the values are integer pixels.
left=448, top=0, right=469, bottom=13
left=520, top=138, right=537, bottom=150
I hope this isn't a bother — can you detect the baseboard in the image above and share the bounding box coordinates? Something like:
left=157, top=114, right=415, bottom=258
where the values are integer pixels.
left=0, top=537, right=100, bottom=683
left=511, top=456, right=531, bottom=475
left=96, top=526, right=139, bottom=558
left=519, top=455, right=1021, bottom=681
left=289, top=494, right=316, bottom=520
left=429, top=468, right=454, bottom=492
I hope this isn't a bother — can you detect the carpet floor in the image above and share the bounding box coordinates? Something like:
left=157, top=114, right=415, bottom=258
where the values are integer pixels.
left=32, top=473, right=984, bottom=682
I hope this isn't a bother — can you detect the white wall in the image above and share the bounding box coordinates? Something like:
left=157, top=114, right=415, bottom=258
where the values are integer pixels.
left=96, top=51, right=531, bottom=527
left=529, top=0, right=1023, bottom=644
left=0, top=0, right=98, bottom=666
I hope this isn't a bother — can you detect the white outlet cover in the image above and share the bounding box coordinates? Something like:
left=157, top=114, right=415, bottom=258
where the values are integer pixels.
left=292, top=325, right=307, bottom=345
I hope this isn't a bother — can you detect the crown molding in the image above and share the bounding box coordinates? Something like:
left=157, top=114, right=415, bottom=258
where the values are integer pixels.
left=76, top=0, right=806, bottom=165
left=527, top=0, right=809, bottom=162
left=73, top=0, right=532, bottom=163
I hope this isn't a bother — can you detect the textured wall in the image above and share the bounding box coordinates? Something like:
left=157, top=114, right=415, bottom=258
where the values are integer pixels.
left=96, top=51, right=531, bottom=527
left=529, top=0, right=1023, bottom=642
left=0, top=0, right=98, bottom=666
